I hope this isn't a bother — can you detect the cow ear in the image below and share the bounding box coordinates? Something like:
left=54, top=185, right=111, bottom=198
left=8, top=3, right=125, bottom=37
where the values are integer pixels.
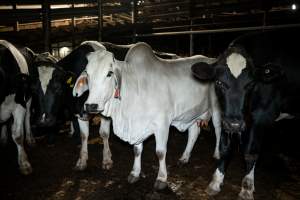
left=254, top=63, right=284, bottom=82
left=73, top=71, right=88, bottom=97
left=191, top=62, right=216, bottom=81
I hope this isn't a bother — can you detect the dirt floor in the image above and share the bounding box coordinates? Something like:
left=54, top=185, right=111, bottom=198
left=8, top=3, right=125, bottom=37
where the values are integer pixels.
left=0, top=121, right=300, bottom=200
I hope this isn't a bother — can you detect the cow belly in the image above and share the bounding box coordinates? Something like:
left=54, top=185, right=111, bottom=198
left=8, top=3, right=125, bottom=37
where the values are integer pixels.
left=172, top=105, right=211, bottom=132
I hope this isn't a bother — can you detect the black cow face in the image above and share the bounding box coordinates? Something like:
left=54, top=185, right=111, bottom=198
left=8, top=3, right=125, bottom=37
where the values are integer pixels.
left=192, top=47, right=283, bottom=134
left=31, top=65, right=75, bottom=127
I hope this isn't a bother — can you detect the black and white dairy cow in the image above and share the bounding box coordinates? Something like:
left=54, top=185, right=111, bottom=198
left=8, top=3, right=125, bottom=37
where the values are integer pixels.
left=192, top=30, right=300, bottom=200
left=0, top=40, right=36, bottom=175
left=30, top=41, right=114, bottom=170
left=73, top=42, right=221, bottom=189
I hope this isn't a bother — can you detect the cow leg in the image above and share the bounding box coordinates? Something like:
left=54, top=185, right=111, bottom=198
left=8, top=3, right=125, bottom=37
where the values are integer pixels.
left=0, top=124, right=8, bottom=146
left=206, top=131, right=232, bottom=196
left=12, top=104, right=32, bottom=175
left=74, top=118, right=89, bottom=171
left=128, top=143, right=143, bottom=183
left=154, top=126, right=169, bottom=190
left=211, top=108, right=222, bottom=159
left=69, top=121, right=74, bottom=136
left=25, top=98, right=35, bottom=146
left=238, top=159, right=256, bottom=200
left=178, top=123, right=200, bottom=164
left=238, top=124, right=262, bottom=200
left=99, top=117, right=113, bottom=170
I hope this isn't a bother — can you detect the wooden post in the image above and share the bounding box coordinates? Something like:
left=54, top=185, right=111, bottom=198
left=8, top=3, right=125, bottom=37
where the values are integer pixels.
left=189, top=20, right=194, bottom=56
left=42, top=0, right=51, bottom=52
left=189, top=0, right=194, bottom=56
left=71, top=1, right=75, bottom=49
left=132, top=0, right=137, bottom=43
left=97, top=0, right=103, bottom=42
left=13, top=3, right=19, bottom=32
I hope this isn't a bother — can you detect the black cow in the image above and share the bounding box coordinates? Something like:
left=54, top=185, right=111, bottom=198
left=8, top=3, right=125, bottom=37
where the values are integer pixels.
left=191, top=29, right=300, bottom=200
left=0, top=40, right=36, bottom=175
left=30, top=41, right=114, bottom=171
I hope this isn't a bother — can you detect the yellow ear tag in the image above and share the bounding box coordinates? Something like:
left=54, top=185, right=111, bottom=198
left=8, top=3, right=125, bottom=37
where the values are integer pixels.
left=67, top=77, right=72, bottom=84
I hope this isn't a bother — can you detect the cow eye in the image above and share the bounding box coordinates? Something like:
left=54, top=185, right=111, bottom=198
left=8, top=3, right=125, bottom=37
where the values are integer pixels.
left=107, top=71, right=113, bottom=77
left=215, top=80, right=228, bottom=90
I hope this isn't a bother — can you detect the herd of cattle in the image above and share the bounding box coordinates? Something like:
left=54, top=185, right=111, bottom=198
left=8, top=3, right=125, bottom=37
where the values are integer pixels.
left=0, top=29, right=299, bottom=200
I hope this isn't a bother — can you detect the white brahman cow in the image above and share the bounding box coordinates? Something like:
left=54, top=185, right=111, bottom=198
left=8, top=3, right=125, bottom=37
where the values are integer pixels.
left=73, top=42, right=221, bottom=189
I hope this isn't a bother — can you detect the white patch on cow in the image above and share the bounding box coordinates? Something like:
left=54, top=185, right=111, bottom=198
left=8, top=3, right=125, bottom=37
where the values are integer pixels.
left=0, top=40, right=29, bottom=74
left=81, top=41, right=106, bottom=51
left=37, top=66, right=55, bottom=94
left=226, top=53, right=246, bottom=78
left=239, top=164, right=255, bottom=200
left=207, top=168, right=225, bottom=194
left=275, top=112, right=295, bottom=121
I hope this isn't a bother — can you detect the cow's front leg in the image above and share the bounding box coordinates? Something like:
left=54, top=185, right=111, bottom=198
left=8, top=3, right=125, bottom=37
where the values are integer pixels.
left=74, top=118, right=89, bottom=171
left=206, top=131, right=232, bottom=196
left=128, top=143, right=143, bottom=183
left=12, top=104, right=32, bottom=175
left=238, top=125, right=262, bottom=200
left=238, top=155, right=256, bottom=200
left=99, top=117, right=113, bottom=170
left=178, top=123, right=200, bottom=164
left=154, top=126, right=169, bottom=190
left=25, top=98, right=35, bottom=146
left=0, top=124, right=8, bottom=146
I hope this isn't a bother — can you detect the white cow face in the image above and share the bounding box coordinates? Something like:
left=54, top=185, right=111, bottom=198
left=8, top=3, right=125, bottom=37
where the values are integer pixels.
left=73, top=50, right=119, bottom=114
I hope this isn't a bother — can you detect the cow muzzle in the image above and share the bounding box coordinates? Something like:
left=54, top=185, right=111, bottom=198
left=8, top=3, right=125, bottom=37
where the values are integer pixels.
left=85, top=103, right=103, bottom=114
left=222, top=119, right=246, bottom=133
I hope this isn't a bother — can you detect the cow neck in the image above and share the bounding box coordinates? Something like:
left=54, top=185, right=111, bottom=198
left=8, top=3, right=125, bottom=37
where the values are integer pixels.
left=102, top=60, right=124, bottom=117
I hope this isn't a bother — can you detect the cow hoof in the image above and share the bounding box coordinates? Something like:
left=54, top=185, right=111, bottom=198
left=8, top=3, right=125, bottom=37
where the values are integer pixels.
left=128, top=174, right=140, bottom=184
left=20, top=162, right=33, bottom=175
left=238, top=190, right=254, bottom=200
left=102, top=160, right=113, bottom=170
left=154, top=180, right=168, bottom=190
left=74, top=159, right=87, bottom=171
left=205, top=185, right=220, bottom=196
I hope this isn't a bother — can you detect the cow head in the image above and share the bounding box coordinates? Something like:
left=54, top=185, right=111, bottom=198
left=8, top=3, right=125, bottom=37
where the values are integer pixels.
left=73, top=50, right=121, bottom=114
left=192, top=46, right=283, bottom=133
left=31, top=59, right=76, bottom=127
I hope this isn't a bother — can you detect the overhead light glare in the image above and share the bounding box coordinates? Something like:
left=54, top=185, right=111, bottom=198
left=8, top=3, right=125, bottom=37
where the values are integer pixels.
left=292, top=3, right=297, bottom=10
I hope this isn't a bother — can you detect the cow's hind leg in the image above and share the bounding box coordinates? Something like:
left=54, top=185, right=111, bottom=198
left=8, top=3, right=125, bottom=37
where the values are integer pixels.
left=25, top=98, right=35, bottom=146
left=74, top=118, right=89, bottom=171
left=128, top=143, right=143, bottom=183
left=99, top=117, right=113, bottom=170
left=211, top=109, right=221, bottom=159
left=206, top=131, right=232, bottom=196
left=178, top=123, right=200, bottom=165
left=154, top=125, right=169, bottom=190
left=12, top=104, right=32, bottom=175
